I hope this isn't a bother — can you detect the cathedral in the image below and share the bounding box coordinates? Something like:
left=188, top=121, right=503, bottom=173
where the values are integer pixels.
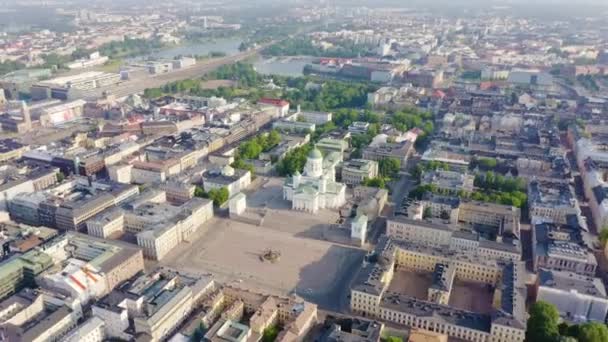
left=283, top=147, right=346, bottom=213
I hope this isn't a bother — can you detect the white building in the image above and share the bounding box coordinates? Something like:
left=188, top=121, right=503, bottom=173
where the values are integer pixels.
left=351, top=214, right=368, bottom=246
left=297, top=110, right=333, bottom=125
left=507, top=69, right=553, bottom=87
left=108, top=164, right=133, bottom=184
left=537, top=268, right=608, bottom=323
left=64, top=316, right=105, bottom=342
left=203, top=165, right=251, bottom=197
left=229, top=192, right=246, bottom=217
left=283, top=147, right=346, bottom=213
left=40, top=259, right=107, bottom=305
left=341, top=159, right=379, bottom=186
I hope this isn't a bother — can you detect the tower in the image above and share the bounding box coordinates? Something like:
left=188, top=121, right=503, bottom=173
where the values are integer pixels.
left=20, top=101, right=31, bottom=130
left=304, top=147, right=323, bottom=178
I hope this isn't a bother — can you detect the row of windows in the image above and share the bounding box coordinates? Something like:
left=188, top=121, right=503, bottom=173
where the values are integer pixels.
left=379, top=309, right=488, bottom=342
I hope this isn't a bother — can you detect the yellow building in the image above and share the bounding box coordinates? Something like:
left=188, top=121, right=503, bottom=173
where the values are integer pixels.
left=350, top=236, right=526, bottom=342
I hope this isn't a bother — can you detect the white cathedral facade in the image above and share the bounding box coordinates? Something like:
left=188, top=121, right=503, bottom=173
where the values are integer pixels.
left=283, top=147, right=347, bottom=213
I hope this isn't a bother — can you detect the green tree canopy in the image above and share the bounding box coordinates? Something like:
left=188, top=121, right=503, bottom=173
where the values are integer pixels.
left=379, top=158, right=401, bottom=178
left=578, top=322, right=608, bottom=342
left=208, top=187, right=229, bottom=206
left=362, top=177, right=386, bottom=189
left=526, top=301, right=560, bottom=342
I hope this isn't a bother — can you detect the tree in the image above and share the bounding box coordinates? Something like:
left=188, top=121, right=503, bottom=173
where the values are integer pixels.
left=239, top=140, right=263, bottom=159
left=190, top=323, right=206, bottom=342
left=423, top=207, right=432, bottom=219
left=0, top=60, right=26, bottom=75
left=143, top=88, right=163, bottom=99
left=194, top=186, right=208, bottom=198
left=231, top=158, right=255, bottom=178
left=267, top=130, right=281, bottom=148
left=362, top=177, right=386, bottom=189
left=208, top=187, right=229, bottom=206
left=477, top=157, right=498, bottom=170
left=526, top=301, right=560, bottom=342
left=56, top=171, right=66, bottom=183
left=379, top=158, right=401, bottom=178
left=600, top=228, right=608, bottom=247
left=578, top=322, right=608, bottom=342
left=262, top=326, right=280, bottom=342
left=276, top=144, right=311, bottom=176
left=385, top=337, right=403, bottom=342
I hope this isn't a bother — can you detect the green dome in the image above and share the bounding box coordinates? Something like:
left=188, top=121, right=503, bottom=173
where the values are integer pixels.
left=308, top=147, right=323, bottom=159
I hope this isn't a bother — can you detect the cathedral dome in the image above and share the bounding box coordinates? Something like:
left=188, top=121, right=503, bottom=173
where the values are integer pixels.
left=308, top=147, right=323, bottom=160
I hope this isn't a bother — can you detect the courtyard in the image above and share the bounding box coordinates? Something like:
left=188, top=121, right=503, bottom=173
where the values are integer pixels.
left=386, top=269, right=434, bottom=300
left=384, top=268, right=495, bottom=315
left=448, top=279, right=495, bottom=314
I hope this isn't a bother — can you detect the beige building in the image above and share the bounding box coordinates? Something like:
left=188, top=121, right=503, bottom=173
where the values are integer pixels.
left=342, top=159, right=379, bottom=185
left=161, top=181, right=196, bottom=204
left=0, top=290, right=82, bottom=342
left=387, top=216, right=521, bottom=262
left=458, top=200, right=521, bottom=238
left=0, top=140, right=29, bottom=162
left=409, top=329, right=448, bottom=342
left=221, top=285, right=318, bottom=341
left=350, top=236, right=526, bottom=342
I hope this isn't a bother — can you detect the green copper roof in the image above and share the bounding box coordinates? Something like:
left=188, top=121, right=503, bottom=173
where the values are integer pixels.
left=308, top=147, right=323, bottom=159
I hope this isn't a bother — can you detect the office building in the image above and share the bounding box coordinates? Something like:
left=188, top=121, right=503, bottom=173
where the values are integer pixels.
left=350, top=236, right=526, bottom=342
left=536, top=268, right=608, bottom=323
left=93, top=269, right=215, bottom=342
left=342, top=159, right=379, bottom=185
left=362, top=141, right=413, bottom=165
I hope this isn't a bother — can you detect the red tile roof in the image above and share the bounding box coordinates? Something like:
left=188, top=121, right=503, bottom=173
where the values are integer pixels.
left=259, top=98, right=289, bottom=107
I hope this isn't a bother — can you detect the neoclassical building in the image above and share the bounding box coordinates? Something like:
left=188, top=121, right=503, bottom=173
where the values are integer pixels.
left=283, top=147, right=346, bottom=213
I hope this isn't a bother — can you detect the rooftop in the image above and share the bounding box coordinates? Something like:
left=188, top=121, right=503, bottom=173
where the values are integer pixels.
left=538, top=268, right=606, bottom=298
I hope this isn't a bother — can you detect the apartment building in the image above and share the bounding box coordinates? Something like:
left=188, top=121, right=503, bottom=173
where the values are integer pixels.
left=528, top=180, right=580, bottom=225
left=221, top=285, right=318, bottom=340
left=63, top=316, right=105, bottom=342
left=0, top=290, right=82, bottom=342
